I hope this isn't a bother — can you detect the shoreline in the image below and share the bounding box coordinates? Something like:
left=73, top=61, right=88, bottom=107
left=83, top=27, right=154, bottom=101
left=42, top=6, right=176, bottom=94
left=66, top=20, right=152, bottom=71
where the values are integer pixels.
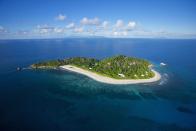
left=60, top=65, right=161, bottom=85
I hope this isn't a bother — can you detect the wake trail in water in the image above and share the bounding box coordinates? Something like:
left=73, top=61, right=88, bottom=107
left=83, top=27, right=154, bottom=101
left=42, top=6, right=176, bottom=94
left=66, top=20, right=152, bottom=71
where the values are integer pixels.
left=159, top=73, right=169, bottom=85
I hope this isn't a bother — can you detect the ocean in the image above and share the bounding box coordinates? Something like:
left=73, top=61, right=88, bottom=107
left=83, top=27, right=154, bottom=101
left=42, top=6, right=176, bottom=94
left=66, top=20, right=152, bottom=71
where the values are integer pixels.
left=0, top=38, right=196, bottom=130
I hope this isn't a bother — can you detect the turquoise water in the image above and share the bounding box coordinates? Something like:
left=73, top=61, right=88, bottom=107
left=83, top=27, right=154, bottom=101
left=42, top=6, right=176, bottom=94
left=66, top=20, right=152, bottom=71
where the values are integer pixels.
left=0, top=38, right=196, bottom=130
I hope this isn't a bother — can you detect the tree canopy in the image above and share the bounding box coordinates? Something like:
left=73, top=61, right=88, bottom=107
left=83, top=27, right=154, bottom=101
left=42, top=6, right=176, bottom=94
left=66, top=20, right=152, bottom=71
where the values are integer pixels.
left=31, top=55, right=154, bottom=79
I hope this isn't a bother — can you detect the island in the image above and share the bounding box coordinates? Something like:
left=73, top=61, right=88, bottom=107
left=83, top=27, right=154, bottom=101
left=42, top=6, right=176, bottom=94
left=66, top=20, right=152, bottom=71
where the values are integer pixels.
left=31, top=55, right=161, bottom=84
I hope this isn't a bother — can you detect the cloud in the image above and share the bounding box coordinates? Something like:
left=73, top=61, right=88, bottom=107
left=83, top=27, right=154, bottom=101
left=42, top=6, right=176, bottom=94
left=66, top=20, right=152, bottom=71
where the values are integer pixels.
left=115, top=19, right=124, bottom=28
left=127, top=21, right=136, bottom=30
left=0, top=26, right=8, bottom=33
left=102, top=21, right=109, bottom=28
left=81, top=17, right=100, bottom=25
left=112, top=20, right=136, bottom=36
left=113, top=31, right=118, bottom=36
left=55, top=14, right=66, bottom=21
left=35, top=25, right=66, bottom=34
left=74, top=27, right=83, bottom=33
left=0, top=26, right=4, bottom=30
left=36, top=24, right=54, bottom=29
left=3, top=16, right=196, bottom=39
left=66, top=22, right=75, bottom=29
left=54, top=27, right=64, bottom=33
left=122, top=31, right=128, bottom=36
left=17, top=30, right=29, bottom=35
left=113, top=31, right=128, bottom=36
left=35, top=24, right=54, bottom=34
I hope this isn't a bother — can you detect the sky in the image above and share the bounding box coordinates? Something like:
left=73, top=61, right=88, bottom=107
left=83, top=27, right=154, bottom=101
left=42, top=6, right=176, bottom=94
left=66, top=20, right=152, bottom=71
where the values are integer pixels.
left=0, top=0, right=196, bottom=39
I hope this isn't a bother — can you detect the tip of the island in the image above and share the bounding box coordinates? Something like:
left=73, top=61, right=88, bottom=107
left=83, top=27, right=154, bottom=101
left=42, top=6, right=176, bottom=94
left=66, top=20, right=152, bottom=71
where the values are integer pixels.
left=31, top=55, right=161, bottom=85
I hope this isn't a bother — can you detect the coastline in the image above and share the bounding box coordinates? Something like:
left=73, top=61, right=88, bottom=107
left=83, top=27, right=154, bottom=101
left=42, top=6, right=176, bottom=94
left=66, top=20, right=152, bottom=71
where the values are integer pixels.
left=60, top=65, right=161, bottom=85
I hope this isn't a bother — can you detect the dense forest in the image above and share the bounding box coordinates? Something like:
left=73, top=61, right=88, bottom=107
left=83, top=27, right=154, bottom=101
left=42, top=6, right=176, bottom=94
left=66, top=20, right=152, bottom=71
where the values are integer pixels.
left=31, top=55, right=154, bottom=79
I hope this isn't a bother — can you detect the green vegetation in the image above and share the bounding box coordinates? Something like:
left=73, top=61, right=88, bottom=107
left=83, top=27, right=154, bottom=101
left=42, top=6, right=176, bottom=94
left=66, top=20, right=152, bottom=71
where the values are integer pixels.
left=31, top=55, right=155, bottom=79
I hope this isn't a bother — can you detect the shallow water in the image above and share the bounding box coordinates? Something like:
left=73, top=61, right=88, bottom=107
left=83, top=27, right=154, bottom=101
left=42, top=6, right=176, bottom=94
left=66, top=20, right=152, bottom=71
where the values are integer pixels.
left=0, top=38, right=196, bottom=130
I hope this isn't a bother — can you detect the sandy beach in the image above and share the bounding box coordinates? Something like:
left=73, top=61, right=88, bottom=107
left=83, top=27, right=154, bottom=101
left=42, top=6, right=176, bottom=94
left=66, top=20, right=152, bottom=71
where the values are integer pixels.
left=60, top=65, right=161, bottom=84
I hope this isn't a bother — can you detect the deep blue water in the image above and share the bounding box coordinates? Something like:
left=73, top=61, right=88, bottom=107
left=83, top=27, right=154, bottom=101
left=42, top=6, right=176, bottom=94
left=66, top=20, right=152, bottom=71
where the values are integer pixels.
left=0, top=38, right=196, bottom=131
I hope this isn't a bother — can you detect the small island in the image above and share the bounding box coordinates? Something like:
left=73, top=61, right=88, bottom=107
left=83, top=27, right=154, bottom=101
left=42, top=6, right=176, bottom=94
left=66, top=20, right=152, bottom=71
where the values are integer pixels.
left=31, top=55, right=161, bottom=84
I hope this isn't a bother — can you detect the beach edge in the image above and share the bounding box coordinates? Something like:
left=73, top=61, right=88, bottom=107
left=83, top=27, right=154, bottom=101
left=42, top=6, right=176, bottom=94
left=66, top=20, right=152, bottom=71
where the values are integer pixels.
left=60, top=65, right=161, bottom=85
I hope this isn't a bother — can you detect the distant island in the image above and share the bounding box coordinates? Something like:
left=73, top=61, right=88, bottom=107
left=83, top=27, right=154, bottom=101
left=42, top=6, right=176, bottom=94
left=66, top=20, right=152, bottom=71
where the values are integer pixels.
left=31, top=55, right=161, bottom=84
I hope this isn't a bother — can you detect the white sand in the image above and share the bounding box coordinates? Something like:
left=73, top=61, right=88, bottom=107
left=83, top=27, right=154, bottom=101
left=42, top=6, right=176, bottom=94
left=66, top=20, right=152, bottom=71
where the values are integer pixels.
left=60, top=65, right=161, bottom=85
